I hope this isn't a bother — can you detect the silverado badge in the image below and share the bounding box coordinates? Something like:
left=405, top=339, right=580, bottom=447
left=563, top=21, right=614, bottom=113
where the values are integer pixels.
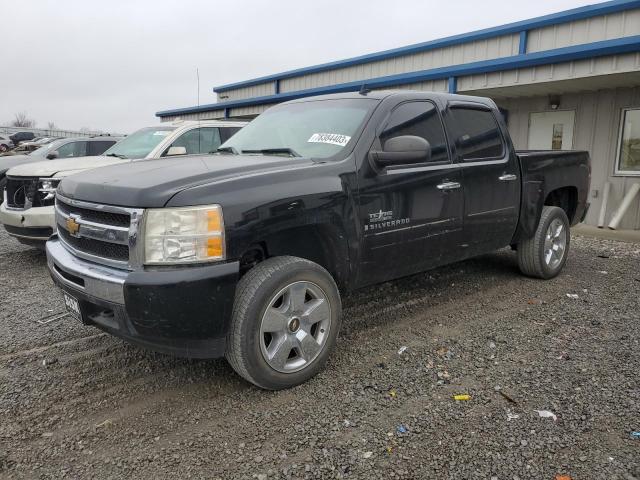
left=365, top=209, right=410, bottom=232
left=66, top=216, right=80, bottom=236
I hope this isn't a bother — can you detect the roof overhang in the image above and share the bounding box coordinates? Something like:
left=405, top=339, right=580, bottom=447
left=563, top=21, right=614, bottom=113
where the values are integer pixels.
left=156, top=35, right=640, bottom=118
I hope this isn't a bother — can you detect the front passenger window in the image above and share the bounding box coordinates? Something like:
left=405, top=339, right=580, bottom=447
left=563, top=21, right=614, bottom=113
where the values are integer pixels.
left=380, top=102, right=449, bottom=163
left=165, top=128, right=222, bottom=156
left=57, top=141, right=87, bottom=158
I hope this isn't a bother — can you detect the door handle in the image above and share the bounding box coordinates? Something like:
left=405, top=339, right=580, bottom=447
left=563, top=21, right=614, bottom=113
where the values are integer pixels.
left=499, top=174, right=517, bottom=181
left=437, top=181, right=461, bottom=191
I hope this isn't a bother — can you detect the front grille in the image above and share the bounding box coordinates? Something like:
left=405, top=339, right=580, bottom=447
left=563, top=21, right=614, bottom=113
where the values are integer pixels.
left=59, top=228, right=129, bottom=262
left=55, top=195, right=139, bottom=268
left=6, top=177, right=38, bottom=209
left=56, top=200, right=130, bottom=227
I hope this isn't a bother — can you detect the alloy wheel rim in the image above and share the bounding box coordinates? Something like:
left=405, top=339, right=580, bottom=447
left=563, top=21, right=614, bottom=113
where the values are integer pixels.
left=544, top=218, right=567, bottom=269
left=259, top=281, right=331, bottom=373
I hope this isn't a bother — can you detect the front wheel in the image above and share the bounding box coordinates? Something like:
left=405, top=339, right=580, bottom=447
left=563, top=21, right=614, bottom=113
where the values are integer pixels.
left=226, top=256, right=342, bottom=390
left=517, top=206, right=570, bottom=279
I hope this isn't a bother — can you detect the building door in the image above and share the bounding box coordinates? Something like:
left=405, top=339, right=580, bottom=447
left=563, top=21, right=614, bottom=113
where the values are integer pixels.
left=528, top=110, right=576, bottom=150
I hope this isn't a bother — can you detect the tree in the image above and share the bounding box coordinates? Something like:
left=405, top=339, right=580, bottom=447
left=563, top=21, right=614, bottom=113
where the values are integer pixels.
left=12, top=112, right=35, bottom=128
left=47, top=121, right=57, bottom=130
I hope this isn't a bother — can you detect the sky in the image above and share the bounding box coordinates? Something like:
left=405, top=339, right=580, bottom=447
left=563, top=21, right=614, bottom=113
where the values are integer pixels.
left=1, top=0, right=603, bottom=134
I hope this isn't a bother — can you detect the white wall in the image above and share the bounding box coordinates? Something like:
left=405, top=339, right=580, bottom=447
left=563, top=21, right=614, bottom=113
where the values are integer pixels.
left=527, top=9, right=640, bottom=53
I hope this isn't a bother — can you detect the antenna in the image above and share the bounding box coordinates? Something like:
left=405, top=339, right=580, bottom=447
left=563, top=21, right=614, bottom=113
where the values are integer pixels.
left=196, top=67, right=200, bottom=109
left=196, top=67, right=201, bottom=152
left=359, top=83, right=371, bottom=96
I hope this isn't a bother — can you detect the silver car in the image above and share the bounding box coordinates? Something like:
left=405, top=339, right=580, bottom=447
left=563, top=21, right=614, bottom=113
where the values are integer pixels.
left=0, top=135, right=14, bottom=153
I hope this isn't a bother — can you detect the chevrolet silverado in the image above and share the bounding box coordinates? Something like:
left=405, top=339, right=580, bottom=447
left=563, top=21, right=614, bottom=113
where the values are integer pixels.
left=45, top=91, right=590, bottom=389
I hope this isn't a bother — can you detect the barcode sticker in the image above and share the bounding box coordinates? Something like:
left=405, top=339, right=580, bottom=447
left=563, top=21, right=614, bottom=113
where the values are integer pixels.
left=308, top=133, right=351, bottom=147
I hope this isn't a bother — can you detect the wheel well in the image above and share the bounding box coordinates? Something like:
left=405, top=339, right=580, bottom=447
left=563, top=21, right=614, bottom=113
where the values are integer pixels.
left=238, top=225, right=348, bottom=290
left=544, top=187, right=577, bottom=223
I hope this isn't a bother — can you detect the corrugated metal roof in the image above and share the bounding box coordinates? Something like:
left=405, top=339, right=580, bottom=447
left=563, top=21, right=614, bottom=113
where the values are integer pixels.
left=156, top=35, right=640, bottom=117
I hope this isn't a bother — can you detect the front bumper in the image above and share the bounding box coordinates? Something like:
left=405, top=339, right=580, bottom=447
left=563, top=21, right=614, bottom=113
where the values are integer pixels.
left=46, top=236, right=240, bottom=359
left=0, top=202, right=55, bottom=243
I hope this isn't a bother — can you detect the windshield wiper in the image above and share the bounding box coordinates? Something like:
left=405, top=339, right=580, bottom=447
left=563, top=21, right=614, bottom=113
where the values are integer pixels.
left=241, top=148, right=301, bottom=157
left=106, top=153, right=127, bottom=159
left=213, top=146, right=239, bottom=155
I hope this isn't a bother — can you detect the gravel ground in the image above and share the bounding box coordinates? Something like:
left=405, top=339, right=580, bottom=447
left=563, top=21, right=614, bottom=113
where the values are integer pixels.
left=1, top=227, right=639, bottom=480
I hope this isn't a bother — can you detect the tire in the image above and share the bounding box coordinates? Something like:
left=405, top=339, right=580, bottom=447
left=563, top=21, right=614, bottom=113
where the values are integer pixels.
left=517, top=206, right=570, bottom=279
left=0, top=144, right=8, bottom=153
left=226, top=256, right=342, bottom=390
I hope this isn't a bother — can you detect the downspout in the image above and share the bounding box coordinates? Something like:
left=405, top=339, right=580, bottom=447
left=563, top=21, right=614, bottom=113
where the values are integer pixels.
left=597, top=182, right=611, bottom=228
left=608, top=183, right=640, bottom=230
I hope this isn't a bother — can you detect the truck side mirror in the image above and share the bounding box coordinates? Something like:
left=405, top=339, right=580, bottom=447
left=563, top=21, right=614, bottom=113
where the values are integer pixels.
left=46, top=151, right=59, bottom=160
left=166, top=146, right=187, bottom=156
left=371, top=135, right=431, bottom=167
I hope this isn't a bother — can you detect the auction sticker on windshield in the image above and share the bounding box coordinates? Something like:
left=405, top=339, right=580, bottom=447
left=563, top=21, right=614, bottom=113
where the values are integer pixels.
left=308, top=133, right=351, bottom=147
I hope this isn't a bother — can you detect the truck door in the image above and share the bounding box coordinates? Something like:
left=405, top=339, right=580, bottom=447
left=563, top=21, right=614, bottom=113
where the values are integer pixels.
left=357, top=101, right=464, bottom=286
left=446, top=104, right=519, bottom=255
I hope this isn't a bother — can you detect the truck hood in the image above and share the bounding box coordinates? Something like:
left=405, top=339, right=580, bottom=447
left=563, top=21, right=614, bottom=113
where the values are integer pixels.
left=59, top=154, right=312, bottom=208
left=6, top=156, right=127, bottom=178
left=0, top=155, right=42, bottom=175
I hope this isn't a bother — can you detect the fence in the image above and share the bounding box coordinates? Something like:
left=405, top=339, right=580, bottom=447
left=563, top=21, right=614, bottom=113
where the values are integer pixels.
left=0, top=126, right=115, bottom=138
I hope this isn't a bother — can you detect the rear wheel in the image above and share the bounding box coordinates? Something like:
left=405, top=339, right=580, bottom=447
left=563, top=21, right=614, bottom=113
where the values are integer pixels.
left=226, top=256, right=341, bottom=390
left=517, top=206, right=570, bottom=279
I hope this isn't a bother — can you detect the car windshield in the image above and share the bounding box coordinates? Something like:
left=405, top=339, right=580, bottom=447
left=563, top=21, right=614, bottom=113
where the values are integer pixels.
left=219, top=98, right=378, bottom=159
left=29, top=139, right=68, bottom=156
left=103, top=126, right=176, bottom=159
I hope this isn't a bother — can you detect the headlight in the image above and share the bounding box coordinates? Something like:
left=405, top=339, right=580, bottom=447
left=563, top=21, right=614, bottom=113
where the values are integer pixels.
left=37, top=178, right=61, bottom=204
left=144, top=205, right=225, bottom=265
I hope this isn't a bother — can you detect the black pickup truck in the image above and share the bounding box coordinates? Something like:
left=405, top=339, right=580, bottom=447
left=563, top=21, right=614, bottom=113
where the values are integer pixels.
left=46, top=91, right=590, bottom=389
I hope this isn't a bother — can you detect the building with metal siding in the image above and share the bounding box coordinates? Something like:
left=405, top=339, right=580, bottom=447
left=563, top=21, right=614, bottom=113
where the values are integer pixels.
left=157, top=0, right=640, bottom=229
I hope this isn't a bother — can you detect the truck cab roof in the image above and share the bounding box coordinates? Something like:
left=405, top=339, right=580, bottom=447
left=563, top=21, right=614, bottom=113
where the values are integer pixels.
left=282, top=90, right=497, bottom=108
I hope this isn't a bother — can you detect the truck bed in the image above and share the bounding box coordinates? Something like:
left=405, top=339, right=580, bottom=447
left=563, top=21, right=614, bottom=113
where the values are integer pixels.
left=513, top=149, right=590, bottom=241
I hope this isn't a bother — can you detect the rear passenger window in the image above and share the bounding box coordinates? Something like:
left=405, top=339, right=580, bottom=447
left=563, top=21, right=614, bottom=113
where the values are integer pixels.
left=449, top=107, right=504, bottom=160
left=380, top=102, right=449, bottom=163
left=220, top=126, right=242, bottom=143
left=87, top=140, right=116, bottom=156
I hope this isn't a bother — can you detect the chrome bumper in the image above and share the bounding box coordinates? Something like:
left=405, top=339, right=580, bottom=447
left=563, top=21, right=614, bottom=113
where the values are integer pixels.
left=46, top=236, right=128, bottom=304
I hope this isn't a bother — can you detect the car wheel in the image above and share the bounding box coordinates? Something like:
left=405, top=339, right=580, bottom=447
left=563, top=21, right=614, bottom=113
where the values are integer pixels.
left=517, top=206, right=570, bottom=279
left=226, top=256, right=341, bottom=390
left=0, top=144, right=8, bottom=153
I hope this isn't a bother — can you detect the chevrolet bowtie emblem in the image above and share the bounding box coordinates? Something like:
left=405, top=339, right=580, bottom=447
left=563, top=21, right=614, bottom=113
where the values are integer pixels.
left=66, top=216, right=80, bottom=236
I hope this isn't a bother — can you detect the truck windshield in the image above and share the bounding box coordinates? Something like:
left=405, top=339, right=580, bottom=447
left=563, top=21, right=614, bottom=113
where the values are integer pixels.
left=103, top=127, right=176, bottom=159
left=219, top=98, right=378, bottom=159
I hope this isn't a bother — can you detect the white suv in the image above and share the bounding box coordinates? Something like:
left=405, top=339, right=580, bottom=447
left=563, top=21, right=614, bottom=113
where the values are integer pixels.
left=0, top=120, right=246, bottom=247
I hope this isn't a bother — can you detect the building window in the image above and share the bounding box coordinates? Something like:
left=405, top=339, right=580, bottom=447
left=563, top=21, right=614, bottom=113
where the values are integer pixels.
left=617, top=108, right=640, bottom=175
